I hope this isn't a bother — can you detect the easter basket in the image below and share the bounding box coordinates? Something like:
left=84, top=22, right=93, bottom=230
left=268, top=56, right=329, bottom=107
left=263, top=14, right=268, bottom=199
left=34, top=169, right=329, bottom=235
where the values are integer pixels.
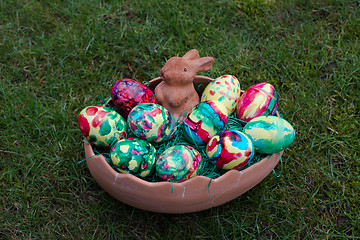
left=84, top=76, right=283, bottom=214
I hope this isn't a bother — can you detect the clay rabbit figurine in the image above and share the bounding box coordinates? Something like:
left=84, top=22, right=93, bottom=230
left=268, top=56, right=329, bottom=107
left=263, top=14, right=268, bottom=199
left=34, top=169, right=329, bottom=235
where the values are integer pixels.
left=154, top=49, right=214, bottom=119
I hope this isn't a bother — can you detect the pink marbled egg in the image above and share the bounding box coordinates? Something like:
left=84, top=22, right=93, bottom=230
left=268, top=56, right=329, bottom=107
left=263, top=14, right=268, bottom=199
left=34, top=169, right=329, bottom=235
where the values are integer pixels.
left=236, top=83, right=278, bottom=122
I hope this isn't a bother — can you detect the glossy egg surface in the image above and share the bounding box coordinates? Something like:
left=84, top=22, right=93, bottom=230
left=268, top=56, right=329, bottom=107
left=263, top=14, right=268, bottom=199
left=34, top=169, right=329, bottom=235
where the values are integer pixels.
left=111, top=79, right=156, bottom=118
left=243, top=116, right=295, bottom=154
left=206, top=130, right=254, bottom=170
left=156, top=145, right=202, bottom=182
left=128, top=103, right=176, bottom=143
left=183, top=101, right=228, bottom=145
left=236, top=82, right=278, bottom=122
left=201, top=75, right=241, bottom=115
left=110, top=138, right=156, bottom=178
left=78, top=106, right=127, bottom=148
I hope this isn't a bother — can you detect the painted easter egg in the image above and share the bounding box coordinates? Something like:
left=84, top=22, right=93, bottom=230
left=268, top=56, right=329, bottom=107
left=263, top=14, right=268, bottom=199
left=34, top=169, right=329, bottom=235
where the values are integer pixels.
left=111, top=79, right=157, bottom=118
left=183, top=101, right=228, bottom=146
left=201, top=75, right=241, bottom=115
left=156, top=145, right=202, bottom=182
left=236, top=82, right=278, bottom=122
left=206, top=130, right=254, bottom=170
left=243, top=116, right=295, bottom=154
left=110, top=138, right=156, bottom=178
left=128, top=103, right=176, bottom=143
left=78, top=106, right=127, bottom=148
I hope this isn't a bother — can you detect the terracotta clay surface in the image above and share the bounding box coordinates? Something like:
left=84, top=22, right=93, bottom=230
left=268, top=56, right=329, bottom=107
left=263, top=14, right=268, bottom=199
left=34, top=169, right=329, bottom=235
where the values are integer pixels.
left=85, top=142, right=282, bottom=213
left=84, top=76, right=283, bottom=213
left=154, top=49, right=214, bottom=119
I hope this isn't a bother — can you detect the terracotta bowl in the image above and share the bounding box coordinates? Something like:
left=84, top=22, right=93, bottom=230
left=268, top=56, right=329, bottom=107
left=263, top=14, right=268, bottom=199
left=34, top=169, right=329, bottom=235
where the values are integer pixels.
left=84, top=76, right=282, bottom=213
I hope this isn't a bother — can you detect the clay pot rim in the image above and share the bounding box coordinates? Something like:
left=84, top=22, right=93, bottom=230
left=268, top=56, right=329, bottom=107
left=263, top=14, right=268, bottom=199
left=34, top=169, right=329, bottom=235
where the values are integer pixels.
left=85, top=142, right=282, bottom=213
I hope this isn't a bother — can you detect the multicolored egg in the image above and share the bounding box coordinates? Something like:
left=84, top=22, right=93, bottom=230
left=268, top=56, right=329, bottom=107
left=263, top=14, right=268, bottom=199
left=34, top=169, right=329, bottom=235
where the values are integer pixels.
left=243, top=116, right=295, bottom=154
left=236, top=82, right=278, bottom=122
left=156, top=145, right=202, bottom=182
left=78, top=106, right=127, bottom=148
left=201, top=75, right=241, bottom=115
left=206, top=130, right=254, bottom=170
left=111, top=79, right=157, bottom=118
left=110, top=138, right=156, bottom=178
left=128, top=103, right=177, bottom=143
left=183, top=101, right=228, bottom=145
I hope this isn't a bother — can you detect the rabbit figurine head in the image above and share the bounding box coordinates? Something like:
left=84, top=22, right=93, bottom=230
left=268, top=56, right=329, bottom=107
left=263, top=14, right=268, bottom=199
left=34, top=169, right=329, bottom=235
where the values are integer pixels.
left=155, top=49, right=214, bottom=119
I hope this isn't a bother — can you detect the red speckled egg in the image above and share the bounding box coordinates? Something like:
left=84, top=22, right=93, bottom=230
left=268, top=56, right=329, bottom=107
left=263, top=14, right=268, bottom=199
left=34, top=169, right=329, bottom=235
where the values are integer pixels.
left=111, top=79, right=156, bottom=118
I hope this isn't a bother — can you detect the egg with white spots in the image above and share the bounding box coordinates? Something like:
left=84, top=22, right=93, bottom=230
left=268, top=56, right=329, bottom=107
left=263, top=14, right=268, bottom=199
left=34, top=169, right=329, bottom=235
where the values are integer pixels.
left=243, top=116, right=295, bottom=154
left=128, top=103, right=177, bottom=143
left=78, top=106, right=127, bottom=148
left=206, top=130, right=254, bottom=170
left=201, top=75, right=241, bottom=116
left=110, top=138, right=157, bottom=178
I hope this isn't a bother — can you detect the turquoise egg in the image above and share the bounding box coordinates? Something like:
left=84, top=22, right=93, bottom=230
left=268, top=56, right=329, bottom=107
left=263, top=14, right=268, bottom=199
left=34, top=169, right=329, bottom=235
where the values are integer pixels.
left=243, top=116, right=295, bottom=154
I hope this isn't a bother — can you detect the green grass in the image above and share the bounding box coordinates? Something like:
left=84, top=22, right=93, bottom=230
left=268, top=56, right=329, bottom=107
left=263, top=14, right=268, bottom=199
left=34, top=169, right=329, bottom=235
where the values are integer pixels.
left=1, top=0, right=359, bottom=239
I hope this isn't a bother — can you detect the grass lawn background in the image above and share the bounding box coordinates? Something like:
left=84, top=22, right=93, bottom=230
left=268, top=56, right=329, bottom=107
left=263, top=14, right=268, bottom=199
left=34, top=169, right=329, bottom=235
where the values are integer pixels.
left=1, top=0, right=359, bottom=239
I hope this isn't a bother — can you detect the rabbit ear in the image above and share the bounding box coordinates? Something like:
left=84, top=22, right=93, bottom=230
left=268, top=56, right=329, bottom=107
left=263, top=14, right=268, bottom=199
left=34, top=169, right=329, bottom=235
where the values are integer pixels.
left=191, top=57, right=214, bottom=72
left=183, top=49, right=200, bottom=60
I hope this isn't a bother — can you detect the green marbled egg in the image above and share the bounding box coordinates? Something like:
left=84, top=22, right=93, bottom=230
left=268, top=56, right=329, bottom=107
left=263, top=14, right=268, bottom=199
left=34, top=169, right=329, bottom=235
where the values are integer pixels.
left=110, top=138, right=156, bottom=178
left=243, top=116, right=295, bottom=154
